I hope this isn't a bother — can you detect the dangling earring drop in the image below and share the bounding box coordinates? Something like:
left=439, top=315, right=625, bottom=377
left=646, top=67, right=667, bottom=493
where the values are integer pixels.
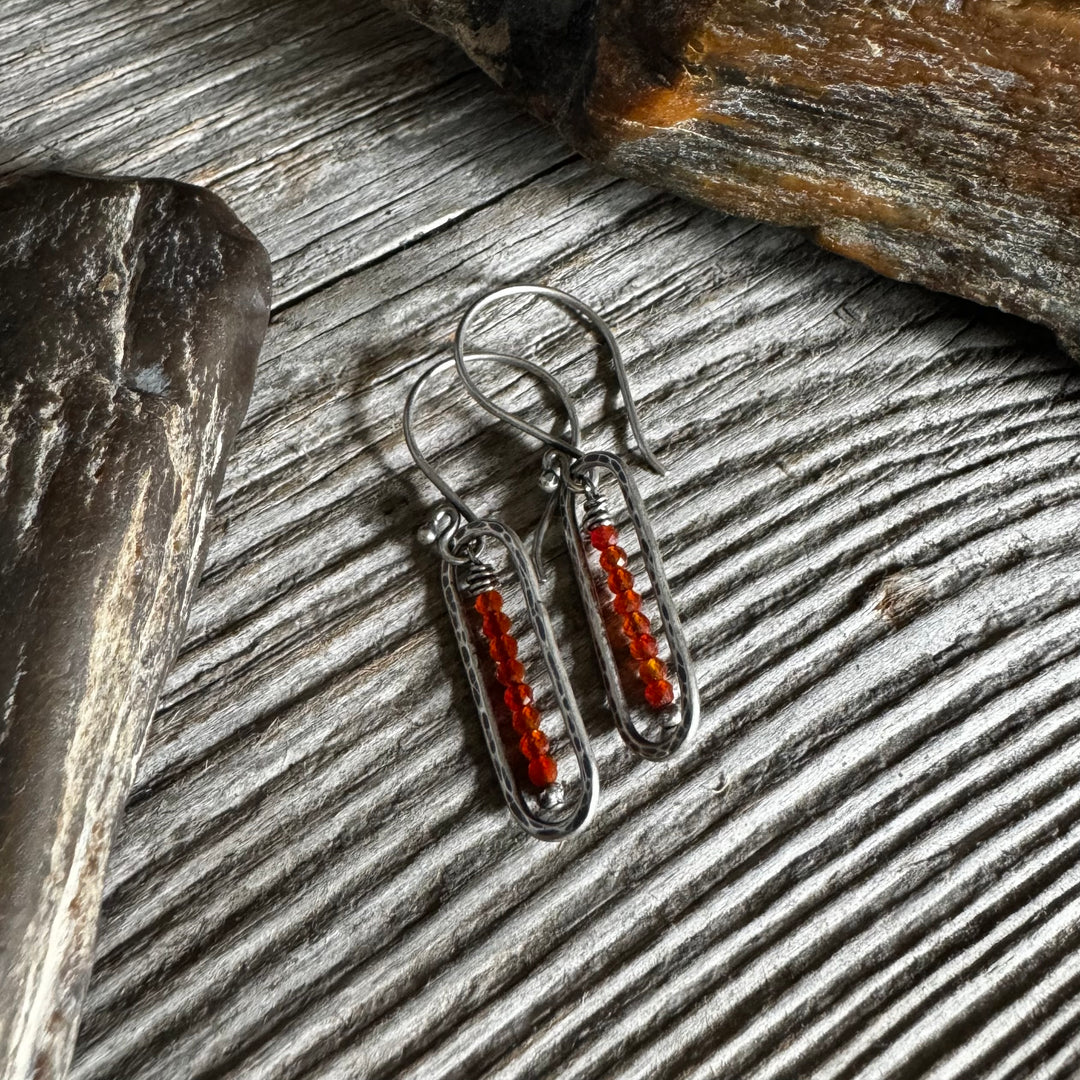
left=402, top=353, right=600, bottom=840
left=453, top=285, right=699, bottom=760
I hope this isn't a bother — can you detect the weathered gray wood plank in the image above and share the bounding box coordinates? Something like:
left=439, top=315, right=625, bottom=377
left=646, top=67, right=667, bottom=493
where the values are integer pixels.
left=2, top=1, right=1080, bottom=1078
left=0, top=0, right=570, bottom=306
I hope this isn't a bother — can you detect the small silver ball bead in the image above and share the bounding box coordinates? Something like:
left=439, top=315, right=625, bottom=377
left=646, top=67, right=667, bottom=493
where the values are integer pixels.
left=417, top=523, right=439, bottom=545
left=538, top=469, right=560, bottom=494
left=538, top=781, right=565, bottom=813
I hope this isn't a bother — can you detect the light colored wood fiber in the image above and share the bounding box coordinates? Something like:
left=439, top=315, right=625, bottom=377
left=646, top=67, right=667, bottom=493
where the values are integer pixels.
left=3, top=1, right=1080, bottom=1077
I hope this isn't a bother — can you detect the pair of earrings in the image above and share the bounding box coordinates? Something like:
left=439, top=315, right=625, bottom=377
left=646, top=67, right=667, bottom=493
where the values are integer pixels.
left=403, top=285, right=698, bottom=840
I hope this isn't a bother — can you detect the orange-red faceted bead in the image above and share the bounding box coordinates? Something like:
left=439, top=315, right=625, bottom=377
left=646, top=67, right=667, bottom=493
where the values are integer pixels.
left=504, top=682, right=534, bottom=710
left=528, top=753, right=558, bottom=786
left=622, top=611, right=651, bottom=637
left=482, top=611, right=511, bottom=637
left=512, top=705, right=542, bottom=733
left=628, top=633, right=659, bottom=660
left=520, top=729, right=549, bottom=760
left=495, top=659, right=525, bottom=686
left=644, top=679, right=675, bottom=708
left=488, top=635, right=518, bottom=662
left=472, top=588, right=557, bottom=784
left=599, top=545, right=628, bottom=572
left=589, top=524, right=619, bottom=551
left=608, top=567, right=635, bottom=593
left=639, top=657, right=668, bottom=683
left=613, top=590, right=642, bottom=614
left=474, top=590, right=503, bottom=614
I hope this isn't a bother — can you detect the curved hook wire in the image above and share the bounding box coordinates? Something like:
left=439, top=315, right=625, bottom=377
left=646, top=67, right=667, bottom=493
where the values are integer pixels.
left=452, top=284, right=666, bottom=476
left=403, top=350, right=584, bottom=526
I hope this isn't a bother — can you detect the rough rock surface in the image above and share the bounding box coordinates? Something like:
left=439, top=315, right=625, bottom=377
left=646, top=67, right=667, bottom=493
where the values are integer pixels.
left=0, top=173, right=270, bottom=1080
left=386, top=0, right=1080, bottom=358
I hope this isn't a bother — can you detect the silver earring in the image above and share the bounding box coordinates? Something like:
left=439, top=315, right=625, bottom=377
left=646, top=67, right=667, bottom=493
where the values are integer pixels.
left=402, top=352, right=600, bottom=840
left=452, top=285, right=699, bottom=761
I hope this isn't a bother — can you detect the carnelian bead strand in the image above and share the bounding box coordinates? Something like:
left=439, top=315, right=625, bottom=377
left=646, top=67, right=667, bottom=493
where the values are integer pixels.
left=488, top=634, right=518, bottom=663
left=504, top=682, right=534, bottom=711
left=589, top=524, right=618, bottom=550
left=639, top=648, right=675, bottom=708
left=588, top=526, right=674, bottom=710
left=639, top=657, right=668, bottom=683
left=473, top=589, right=558, bottom=787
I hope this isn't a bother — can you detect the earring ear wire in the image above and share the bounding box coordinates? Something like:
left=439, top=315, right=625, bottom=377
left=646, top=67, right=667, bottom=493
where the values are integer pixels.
left=452, top=283, right=666, bottom=477
left=403, top=348, right=582, bottom=522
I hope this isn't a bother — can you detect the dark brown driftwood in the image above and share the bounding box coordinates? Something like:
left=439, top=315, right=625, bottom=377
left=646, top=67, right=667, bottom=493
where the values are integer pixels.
left=386, top=0, right=1080, bottom=358
left=0, top=173, right=270, bottom=1080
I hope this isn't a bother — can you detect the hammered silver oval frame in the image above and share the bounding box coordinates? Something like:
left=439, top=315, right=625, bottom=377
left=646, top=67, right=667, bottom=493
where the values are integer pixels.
left=561, top=450, right=699, bottom=760
left=442, top=516, right=600, bottom=840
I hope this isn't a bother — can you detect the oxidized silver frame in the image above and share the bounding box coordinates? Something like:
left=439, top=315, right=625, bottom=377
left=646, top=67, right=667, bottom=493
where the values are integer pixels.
left=441, top=516, right=600, bottom=840
left=560, top=450, right=699, bottom=760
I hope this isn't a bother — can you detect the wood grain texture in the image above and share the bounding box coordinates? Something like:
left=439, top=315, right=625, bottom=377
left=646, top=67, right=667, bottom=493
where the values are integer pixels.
left=3, top=2, right=1080, bottom=1078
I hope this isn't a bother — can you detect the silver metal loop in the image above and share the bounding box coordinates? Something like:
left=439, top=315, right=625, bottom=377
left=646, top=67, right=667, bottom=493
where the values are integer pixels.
left=442, top=517, right=600, bottom=840
left=562, top=450, right=699, bottom=759
left=452, top=284, right=665, bottom=476
left=442, top=528, right=483, bottom=568
left=420, top=505, right=474, bottom=566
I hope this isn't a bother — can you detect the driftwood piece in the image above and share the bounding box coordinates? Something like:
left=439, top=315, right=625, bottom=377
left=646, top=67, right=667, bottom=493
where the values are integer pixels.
left=386, top=0, right=1080, bottom=359
left=0, top=173, right=270, bottom=1080
left=1, top=2, right=1079, bottom=1079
